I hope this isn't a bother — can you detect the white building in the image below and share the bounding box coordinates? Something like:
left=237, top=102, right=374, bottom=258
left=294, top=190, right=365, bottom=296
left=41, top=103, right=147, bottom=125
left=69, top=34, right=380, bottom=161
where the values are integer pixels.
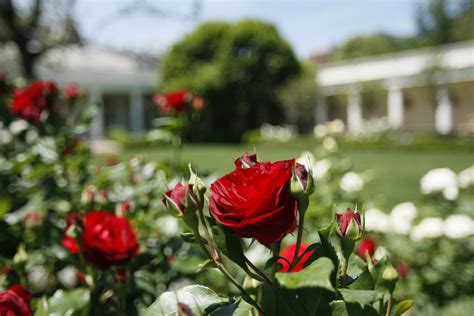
left=316, top=40, right=474, bottom=135
left=1, top=44, right=158, bottom=139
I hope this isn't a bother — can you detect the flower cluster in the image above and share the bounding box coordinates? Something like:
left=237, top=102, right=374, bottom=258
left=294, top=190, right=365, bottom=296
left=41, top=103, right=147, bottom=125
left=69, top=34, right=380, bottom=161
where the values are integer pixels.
left=10, top=81, right=58, bottom=121
left=153, top=90, right=205, bottom=113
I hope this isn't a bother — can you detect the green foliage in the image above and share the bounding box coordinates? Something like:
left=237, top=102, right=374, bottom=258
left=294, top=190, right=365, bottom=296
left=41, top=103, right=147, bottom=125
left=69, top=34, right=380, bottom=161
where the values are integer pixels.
left=160, top=19, right=300, bottom=142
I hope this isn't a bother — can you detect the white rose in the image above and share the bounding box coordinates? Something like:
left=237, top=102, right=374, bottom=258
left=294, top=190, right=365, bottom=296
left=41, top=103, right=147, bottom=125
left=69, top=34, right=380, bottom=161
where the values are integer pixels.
left=156, top=215, right=180, bottom=237
left=410, top=217, right=444, bottom=241
left=420, top=168, right=458, bottom=200
left=390, top=202, right=417, bottom=235
left=340, top=171, right=364, bottom=193
left=9, top=119, right=29, bottom=135
left=57, top=266, right=79, bottom=289
left=312, top=159, right=331, bottom=181
left=28, top=266, right=55, bottom=291
left=458, top=166, right=474, bottom=189
left=364, top=208, right=390, bottom=233
left=444, top=214, right=474, bottom=239
left=0, top=129, right=12, bottom=145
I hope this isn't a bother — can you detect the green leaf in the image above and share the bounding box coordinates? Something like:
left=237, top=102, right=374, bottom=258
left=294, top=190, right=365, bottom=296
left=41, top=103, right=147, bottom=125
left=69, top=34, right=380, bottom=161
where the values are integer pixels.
left=276, top=257, right=335, bottom=292
left=330, top=300, right=379, bottom=316
left=394, top=299, right=413, bottom=316
left=0, top=197, right=12, bottom=218
left=338, top=289, right=379, bottom=307
left=143, top=285, right=225, bottom=316
left=348, top=269, right=374, bottom=290
left=35, top=288, right=90, bottom=316
left=180, top=232, right=197, bottom=243
left=330, top=300, right=349, bottom=316
left=212, top=225, right=248, bottom=274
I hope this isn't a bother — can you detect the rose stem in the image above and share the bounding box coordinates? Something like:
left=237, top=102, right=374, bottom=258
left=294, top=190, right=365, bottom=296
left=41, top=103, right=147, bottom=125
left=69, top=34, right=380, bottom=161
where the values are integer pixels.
left=289, top=210, right=305, bottom=271
left=385, top=294, right=392, bottom=316
left=271, top=241, right=282, bottom=315
left=194, top=209, right=264, bottom=314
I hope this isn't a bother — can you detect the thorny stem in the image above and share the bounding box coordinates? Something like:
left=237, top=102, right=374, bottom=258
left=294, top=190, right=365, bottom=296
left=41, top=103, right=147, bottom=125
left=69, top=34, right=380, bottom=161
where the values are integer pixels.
left=244, top=256, right=274, bottom=286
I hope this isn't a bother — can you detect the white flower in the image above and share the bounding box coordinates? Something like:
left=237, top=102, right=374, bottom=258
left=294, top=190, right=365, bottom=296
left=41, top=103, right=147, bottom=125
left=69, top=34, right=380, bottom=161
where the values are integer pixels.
left=410, top=217, right=444, bottom=241
left=327, top=119, right=345, bottom=134
left=9, top=119, right=29, bottom=135
left=364, top=208, right=391, bottom=233
left=340, top=171, right=364, bottom=193
left=420, top=168, right=459, bottom=200
left=390, top=202, right=417, bottom=235
left=444, top=214, right=474, bottom=239
left=373, top=246, right=388, bottom=262
left=57, top=266, right=79, bottom=289
left=312, top=159, right=332, bottom=181
left=156, top=215, right=180, bottom=237
left=458, top=166, right=474, bottom=189
left=322, top=136, right=338, bottom=152
left=25, top=129, right=39, bottom=144
left=0, top=129, right=12, bottom=145
left=27, top=266, right=55, bottom=291
left=313, top=124, right=327, bottom=139
left=296, top=151, right=315, bottom=170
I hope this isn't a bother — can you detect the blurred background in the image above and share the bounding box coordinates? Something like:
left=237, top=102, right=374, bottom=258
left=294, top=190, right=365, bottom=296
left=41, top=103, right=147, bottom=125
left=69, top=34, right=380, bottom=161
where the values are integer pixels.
left=1, top=0, right=474, bottom=314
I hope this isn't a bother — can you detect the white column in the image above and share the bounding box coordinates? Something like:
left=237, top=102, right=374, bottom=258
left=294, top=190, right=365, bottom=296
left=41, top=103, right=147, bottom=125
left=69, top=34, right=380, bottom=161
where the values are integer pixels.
left=347, top=87, right=362, bottom=133
left=387, top=86, right=404, bottom=129
left=315, top=94, right=328, bottom=124
left=89, top=88, right=104, bottom=139
left=435, top=86, right=453, bottom=135
left=130, top=88, right=144, bottom=133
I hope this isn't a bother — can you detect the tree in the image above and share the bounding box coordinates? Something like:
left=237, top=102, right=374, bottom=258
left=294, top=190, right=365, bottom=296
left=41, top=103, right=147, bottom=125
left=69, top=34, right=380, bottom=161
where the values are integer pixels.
left=278, top=62, right=317, bottom=133
left=160, top=20, right=300, bottom=142
left=0, top=0, right=80, bottom=79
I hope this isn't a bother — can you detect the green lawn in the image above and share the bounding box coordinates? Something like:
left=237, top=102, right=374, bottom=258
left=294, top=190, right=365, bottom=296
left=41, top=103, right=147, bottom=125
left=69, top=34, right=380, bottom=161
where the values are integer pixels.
left=121, top=143, right=473, bottom=209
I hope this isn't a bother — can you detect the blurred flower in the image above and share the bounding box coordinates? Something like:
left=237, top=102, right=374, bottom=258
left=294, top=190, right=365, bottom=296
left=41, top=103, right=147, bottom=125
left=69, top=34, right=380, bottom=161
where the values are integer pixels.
left=336, top=208, right=363, bottom=240
left=27, top=266, right=55, bottom=291
left=410, top=217, right=444, bottom=240
left=322, top=136, right=338, bottom=152
left=116, top=200, right=134, bottom=217
left=156, top=215, right=180, bottom=237
left=340, top=171, right=364, bottom=193
left=0, top=285, right=32, bottom=316
left=95, top=190, right=109, bottom=205
left=10, top=81, right=57, bottom=121
left=397, top=263, right=410, bottom=278
left=278, top=242, right=315, bottom=272
left=81, top=186, right=95, bottom=204
left=313, top=124, right=327, bottom=139
left=153, top=90, right=192, bottom=113
left=373, top=246, right=388, bottom=262
left=0, top=128, right=12, bottom=145
left=458, top=166, right=474, bottom=189
left=420, top=168, right=458, bottom=200
left=357, top=237, right=376, bottom=259
left=312, top=159, right=331, bottom=181
left=443, top=214, right=474, bottom=239
left=57, top=266, right=79, bottom=289
left=327, top=119, right=345, bottom=134
left=364, top=208, right=390, bottom=233
left=191, top=96, right=206, bottom=110
left=390, top=202, right=417, bottom=235
left=64, top=83, right=80, bottom=99
left=9, top=119, right=29, bottom=135
left=260, top=123, right=296, bottom=143
left=23, top=211, right=42, bottom=228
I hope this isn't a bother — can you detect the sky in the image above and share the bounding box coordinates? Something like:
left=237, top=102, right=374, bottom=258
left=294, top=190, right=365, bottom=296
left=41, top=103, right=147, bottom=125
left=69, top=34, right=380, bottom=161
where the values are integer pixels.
left=74, top=0, right=421, bottom=58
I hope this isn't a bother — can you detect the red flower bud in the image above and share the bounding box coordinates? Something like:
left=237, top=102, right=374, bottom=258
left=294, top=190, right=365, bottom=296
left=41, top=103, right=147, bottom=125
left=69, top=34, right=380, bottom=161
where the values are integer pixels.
left=336, top=208, right=364, bottom=240
left=234, top=153, right=258, bottom=168
left=64, top=83, right=80, bottom=99
left=357, top=237, right=377, bottom=259
left=163, top=182, right=198, bottom=215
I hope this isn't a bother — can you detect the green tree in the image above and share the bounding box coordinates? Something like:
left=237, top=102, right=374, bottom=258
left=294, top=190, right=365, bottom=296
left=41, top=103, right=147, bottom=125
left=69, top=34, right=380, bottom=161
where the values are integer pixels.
left=278, top=62, right=317, bottom=133
left=160, top=19, right=299, bottom=142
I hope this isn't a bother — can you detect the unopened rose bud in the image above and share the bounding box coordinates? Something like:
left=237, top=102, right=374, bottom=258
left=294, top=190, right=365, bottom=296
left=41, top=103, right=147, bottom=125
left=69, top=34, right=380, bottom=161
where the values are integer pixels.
left=162, top=182, right=199, bottom=216
left=336, top=208, right=364, bottom=240
left=13, top=244, right=27, bottom=265
left=81, top=186, right=95, bottom=204
left=234, top=153, right=258, bottom=168
left=116, top=200, right=134, bottom=217
left=291, top=163, right=315, bottom=196
left=383, top=263, right=399, bottom=282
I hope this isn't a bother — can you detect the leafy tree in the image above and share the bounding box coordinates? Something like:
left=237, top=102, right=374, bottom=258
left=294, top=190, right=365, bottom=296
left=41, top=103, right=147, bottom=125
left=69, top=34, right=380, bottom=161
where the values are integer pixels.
left=160, top=19, right=300, bottom=142
left=0, top=0, right=81, bottom=79
left=278, top=62, right=317, bottom=133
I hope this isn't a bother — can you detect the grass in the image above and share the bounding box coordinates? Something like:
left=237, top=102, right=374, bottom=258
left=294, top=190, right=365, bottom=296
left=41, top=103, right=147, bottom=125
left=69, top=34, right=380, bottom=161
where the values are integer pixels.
left=118, top=142, right=473, bottom=209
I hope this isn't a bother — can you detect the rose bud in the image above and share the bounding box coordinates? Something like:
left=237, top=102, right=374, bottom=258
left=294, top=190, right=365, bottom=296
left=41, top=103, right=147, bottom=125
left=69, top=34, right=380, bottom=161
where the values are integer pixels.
left=357, top=237, right=377, bottom=259
left=191, top=96, right=206, bottom=111
left=383, top=262, right=399, bottom=293
left=62, top=213, right=83, bottom=254
left=234, top=153, right=258, bottom=168
left=0, top=285, right=32, bottom=316
left=162, top=182, right=199, bottom=216
left=95, top=191, right=109, bottom=205
left=210, top=159, right=297, bottom=245
left=64, top=83, right=80, bottom=100
left=13, top=244, right=27, bottom=265
left=291, top=163, right=315, bottom=197
left=278, top=242, right=315, bottom=272
left=81, top=186, right=95, bottom=204
left=336, top=208, right=364, bottom=240
left=116, top=200, right=134, bottom=217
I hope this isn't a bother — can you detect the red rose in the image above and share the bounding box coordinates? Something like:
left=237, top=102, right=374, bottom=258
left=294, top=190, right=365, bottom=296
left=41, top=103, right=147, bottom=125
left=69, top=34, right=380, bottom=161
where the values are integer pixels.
left=153, top=90, right=192, bottom=113
left=10, top=81, right=57, bottom=121
left=209, top=158, right=297, bottom=245
left=64, top=83, right=80, bottom=99
left=357, top=237, right=377, bottom=259
left=62, top=213, right=83, bottom=254
left=0, top=285, right=32, bottom=316
left=81, top=211, right=139, bottom=269
left=278, top=242, right=315, bottom=272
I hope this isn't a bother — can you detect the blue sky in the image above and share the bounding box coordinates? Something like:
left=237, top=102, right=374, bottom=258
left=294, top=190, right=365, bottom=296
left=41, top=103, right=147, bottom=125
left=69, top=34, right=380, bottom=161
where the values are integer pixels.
left=75, top=0, right=420, bottom=58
